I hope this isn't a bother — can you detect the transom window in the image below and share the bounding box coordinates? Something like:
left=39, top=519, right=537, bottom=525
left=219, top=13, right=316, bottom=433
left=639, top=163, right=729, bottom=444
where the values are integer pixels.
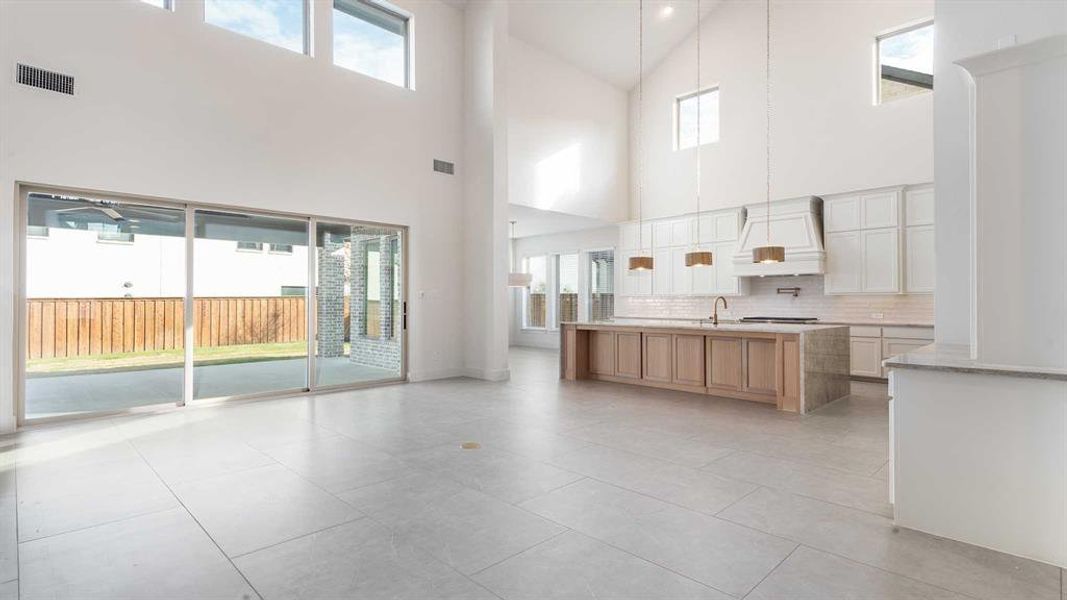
left=205, top=0, right=307, bottom=54
left=333, top=0, right=411, bottom=88
left=140, top=0, right=173, bottom=10
left=877, top=21, right=934, bottom=104
left=675, top=87, right=720, bottom=150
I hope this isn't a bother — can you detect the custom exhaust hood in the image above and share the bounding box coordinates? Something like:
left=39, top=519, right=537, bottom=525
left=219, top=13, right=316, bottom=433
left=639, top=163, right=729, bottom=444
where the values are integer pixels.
left=732, top=197, right=826, bottom=277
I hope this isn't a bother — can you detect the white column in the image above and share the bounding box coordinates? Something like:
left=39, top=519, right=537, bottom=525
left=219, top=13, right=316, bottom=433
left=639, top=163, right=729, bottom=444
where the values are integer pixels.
left=461, top=0, right=510, bottom=380
left=958, top=35, right=1067, bottom=368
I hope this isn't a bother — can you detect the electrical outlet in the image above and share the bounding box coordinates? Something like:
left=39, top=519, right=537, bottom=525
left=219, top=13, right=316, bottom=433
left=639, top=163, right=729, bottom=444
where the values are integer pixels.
left=870, top=312, right=884, bottom=320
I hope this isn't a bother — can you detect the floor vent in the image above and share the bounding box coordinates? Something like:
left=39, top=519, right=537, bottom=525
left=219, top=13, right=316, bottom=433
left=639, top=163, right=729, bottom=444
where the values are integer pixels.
left=16, top=63, right=75, bottom=96
left=433, top=159, right=455, bottom=175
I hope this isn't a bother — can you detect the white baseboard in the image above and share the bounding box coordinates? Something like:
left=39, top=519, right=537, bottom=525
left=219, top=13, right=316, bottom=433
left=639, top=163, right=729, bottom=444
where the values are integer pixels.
left=461, top=367, right=511, bottom=382
left=408, top=368, right=466, bottom=382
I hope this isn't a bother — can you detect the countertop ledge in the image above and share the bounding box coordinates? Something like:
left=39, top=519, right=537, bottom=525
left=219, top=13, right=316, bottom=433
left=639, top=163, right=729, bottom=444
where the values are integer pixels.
left=609, top=316, right=933, bottom=329
left=562, top=319, right=847, bottom=335
left=884, top=343, right=1067, bottom=382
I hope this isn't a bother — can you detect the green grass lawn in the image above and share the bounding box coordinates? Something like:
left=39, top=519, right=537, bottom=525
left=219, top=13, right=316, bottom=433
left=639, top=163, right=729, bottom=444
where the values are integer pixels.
left=27, top=341, right=320, bottom=375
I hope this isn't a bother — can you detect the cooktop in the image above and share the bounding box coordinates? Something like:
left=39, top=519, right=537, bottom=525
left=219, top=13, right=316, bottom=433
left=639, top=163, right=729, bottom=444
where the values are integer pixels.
left=739, top=316, right=819, bottom=324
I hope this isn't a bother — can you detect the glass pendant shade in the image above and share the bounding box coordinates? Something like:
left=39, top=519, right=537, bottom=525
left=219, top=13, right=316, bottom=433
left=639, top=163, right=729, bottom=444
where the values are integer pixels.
left=685, top=250, right=713, bottom=267
left=628, top=255, right=654, bottom=271
left=752, top=245, right=785, bottom=264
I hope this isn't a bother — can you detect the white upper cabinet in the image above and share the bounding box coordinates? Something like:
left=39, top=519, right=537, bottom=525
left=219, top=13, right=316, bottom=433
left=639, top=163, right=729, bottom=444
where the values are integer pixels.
left=905, top=187, right=935, bottom=226
left=860, top=191, right=899, bottom=229
left=904, top=186, right=936, bottom=293
left=670, top=247, right=692, bottom=295
left=653, top=247, right=672, bottom=294
left=905, top=224, right=935, bottom=293
left=617, top=208, right=746, bottom=297
left=861, top=228, right=901, bottom=293
left=618, top=249, right=652, bottom=296
left=652, top=221, right=673, bottom=248
left=825, top=231, right=862, bottom=293
left=824, top=188, right=901, bottom=232
left=671, top=219, right=692, bottom=246
left=690, top=245, right=716, bottom=295
left=620, top=222, right=653, bottom=250
left=824, top=185, right=929, bottom=295
left=713, top=241, right=741, bottom=294
left=824, top=196, right=861, bottom=233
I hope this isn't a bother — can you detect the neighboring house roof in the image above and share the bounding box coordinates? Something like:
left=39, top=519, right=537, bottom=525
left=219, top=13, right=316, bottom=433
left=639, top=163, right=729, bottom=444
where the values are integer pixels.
left=881, top=65, right=933, bottom=89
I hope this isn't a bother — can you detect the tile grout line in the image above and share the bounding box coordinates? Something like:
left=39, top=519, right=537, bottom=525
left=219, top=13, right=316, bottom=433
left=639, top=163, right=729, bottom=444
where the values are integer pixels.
left=127, top=441, right=266, bottom=600
left=467, top=527, right=572, bottom=578
left=739, top=543, right=800, bottom=599
left=16, top=504, right=179, bottom=546
left=508, top=478, right=755, bottom=599
left=713, top=484, right=764, bottom=517
left=227, top=515, right=369, bottom=560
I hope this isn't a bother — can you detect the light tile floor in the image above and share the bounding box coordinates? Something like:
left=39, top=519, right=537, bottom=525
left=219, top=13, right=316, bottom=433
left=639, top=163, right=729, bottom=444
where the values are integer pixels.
left=0, top=347, right=1061, bottom=599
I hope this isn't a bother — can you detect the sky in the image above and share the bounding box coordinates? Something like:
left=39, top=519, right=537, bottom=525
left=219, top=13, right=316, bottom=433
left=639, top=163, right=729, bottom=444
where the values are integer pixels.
left=333, top=7, right=406, bottom=87
left=202, top=0, right=405, bottom=87
left=880, top=24, right=934, bottom=75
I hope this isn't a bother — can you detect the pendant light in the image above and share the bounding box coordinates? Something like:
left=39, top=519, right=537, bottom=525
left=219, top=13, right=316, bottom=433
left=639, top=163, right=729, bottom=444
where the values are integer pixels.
left=752, top=0, right=785, bottom=264
left=685, top=0, right=713, bottom=268
left=629, top=0, right=654, bottom=272
left=507, top=221, right=533, bottom=287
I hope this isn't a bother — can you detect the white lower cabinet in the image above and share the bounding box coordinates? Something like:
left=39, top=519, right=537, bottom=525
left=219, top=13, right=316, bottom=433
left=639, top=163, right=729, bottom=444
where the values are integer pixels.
left=849, top=325, right=934, bottom=379
left=881, top=337, right=931, bottom=378
left=850, top=336, right=883, bottom=377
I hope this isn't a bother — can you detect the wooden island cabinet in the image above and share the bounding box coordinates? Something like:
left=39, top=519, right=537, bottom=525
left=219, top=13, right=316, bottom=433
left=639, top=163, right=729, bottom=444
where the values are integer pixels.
left=561, top=320, right=849, bottom=414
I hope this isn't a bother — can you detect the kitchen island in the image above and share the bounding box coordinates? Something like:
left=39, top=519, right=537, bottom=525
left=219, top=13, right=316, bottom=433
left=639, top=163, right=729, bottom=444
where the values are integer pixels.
left=560, top=319, right=850, bottom=414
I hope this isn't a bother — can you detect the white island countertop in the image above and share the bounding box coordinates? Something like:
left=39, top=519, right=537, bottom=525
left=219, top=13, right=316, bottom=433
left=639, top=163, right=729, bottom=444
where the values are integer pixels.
left=884, top=342, right=1067, bottom=382
left=562, top=318, right=847, bottom=335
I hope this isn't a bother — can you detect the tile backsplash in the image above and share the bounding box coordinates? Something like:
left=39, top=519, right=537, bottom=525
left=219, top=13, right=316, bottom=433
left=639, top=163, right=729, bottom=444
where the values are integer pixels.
left=617, top=275, right=933, bottom=325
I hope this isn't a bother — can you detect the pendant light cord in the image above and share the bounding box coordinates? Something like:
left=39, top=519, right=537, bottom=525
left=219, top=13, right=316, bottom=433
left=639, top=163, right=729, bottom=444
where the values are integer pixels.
left=695, top=0, right=702, bottom=247
left=637, top=0, right=645, bottom=251
left=765, top=0, right=772, bottom=244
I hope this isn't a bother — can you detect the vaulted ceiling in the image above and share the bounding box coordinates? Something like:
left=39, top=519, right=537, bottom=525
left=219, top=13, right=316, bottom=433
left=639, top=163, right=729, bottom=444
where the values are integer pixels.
left=508, top=0, right=721, bottom=90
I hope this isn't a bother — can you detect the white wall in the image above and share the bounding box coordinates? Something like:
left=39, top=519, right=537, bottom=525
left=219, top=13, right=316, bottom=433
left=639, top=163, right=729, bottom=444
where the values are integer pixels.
left=507, top=37, right=630, bottom=223
left=631, top=0, right=934, bottom=220
left=932, top=0, right=1067, bottom=346
left=510, top=226, right=617, bottom=349
left=0, top=0, right=467, bottom=431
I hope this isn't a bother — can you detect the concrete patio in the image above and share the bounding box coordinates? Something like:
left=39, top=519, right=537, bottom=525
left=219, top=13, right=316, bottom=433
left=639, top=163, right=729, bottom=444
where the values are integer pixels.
left=26, top=357, right=399, bottom=418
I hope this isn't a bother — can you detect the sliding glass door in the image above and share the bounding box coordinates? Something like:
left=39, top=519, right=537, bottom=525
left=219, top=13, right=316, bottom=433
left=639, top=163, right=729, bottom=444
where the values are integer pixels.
left=192, top=210, right=310, bottom=399
left=21, top=188, right=408, bottom=423
left=314, top=222, right=404, bottom=387
left=24, top=192, right=186, bottom=419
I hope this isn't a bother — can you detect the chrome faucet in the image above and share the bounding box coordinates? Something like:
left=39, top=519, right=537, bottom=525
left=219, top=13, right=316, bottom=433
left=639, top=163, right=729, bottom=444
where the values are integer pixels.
left=711, top=296, right=728, bottom=326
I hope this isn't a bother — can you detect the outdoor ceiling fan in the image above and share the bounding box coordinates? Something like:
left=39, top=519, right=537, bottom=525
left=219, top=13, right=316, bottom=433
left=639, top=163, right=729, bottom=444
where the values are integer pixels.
left=52, top=200, right=127, bottom=222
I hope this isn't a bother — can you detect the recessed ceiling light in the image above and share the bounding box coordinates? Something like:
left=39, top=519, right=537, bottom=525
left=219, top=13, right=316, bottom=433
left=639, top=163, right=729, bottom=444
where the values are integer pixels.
left=660, top=5, right=674, bottom=18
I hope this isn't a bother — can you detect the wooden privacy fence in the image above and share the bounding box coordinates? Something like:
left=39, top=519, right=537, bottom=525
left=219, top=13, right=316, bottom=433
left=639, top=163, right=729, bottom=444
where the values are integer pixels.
left=27, top=297, right=309, bottom=360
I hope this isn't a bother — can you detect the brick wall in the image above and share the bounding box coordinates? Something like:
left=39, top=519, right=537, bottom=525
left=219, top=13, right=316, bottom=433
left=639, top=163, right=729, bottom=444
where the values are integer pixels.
left=348, top=233, right=401, bottom=371
left=317, top=232, right=346, bottom=358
